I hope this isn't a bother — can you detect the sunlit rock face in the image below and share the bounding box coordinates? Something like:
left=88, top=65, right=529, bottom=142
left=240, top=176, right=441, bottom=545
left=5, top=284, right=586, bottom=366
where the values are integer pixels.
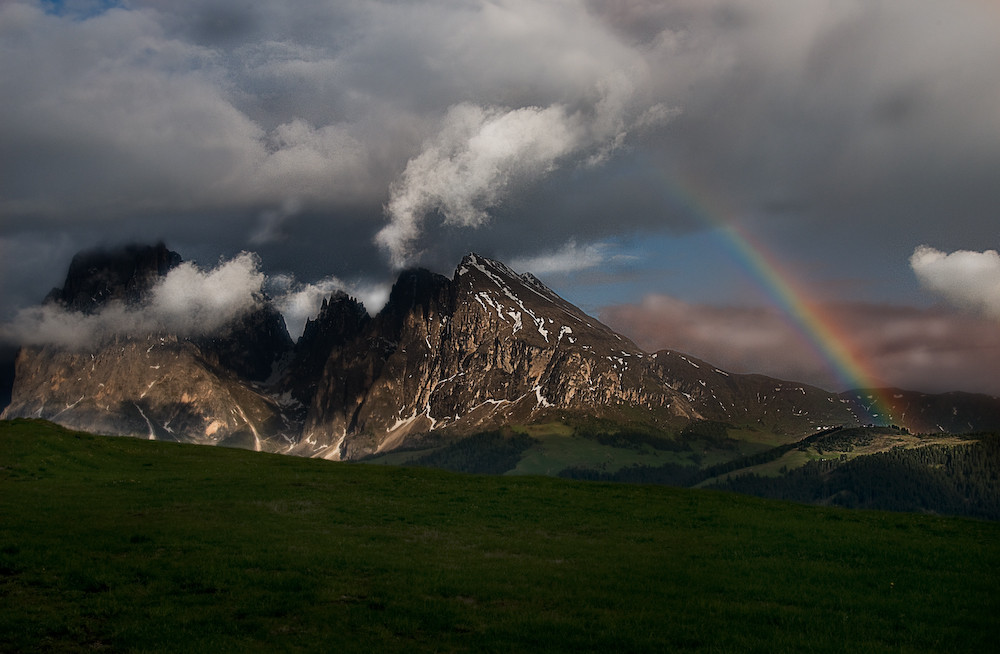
left=2, top=244, right=295, bottom=451
left=298, top=254, right=877, bottom=459
left=299, top=255, right=708, bottom=459
left=6, top=338, right=291, bottom=451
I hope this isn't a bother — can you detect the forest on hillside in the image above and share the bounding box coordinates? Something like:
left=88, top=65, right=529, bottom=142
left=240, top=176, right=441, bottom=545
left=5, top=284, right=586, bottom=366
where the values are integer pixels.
left=707, top=434, right=1000, bottom=520
left=374, top=424, right=999, bottom=520
left=557, top=430, right=999, bottom=520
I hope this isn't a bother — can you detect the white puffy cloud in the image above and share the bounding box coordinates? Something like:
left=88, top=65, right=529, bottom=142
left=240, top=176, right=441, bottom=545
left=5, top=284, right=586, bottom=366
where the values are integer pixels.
left=377, top=103, right=585, bottom=267
left=374, top=78, right=682, bottom=267
left=910, top=246, right=1000, bottom=319
left=1, top=252, right=266, bottom=347
left=268, top=273, right=389, bottom=338
left=148, top=252, right=266, bottom=333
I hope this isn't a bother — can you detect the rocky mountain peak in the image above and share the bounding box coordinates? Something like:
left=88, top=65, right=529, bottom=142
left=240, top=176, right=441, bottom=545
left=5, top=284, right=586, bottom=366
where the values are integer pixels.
left=382, top=267, right=452, bottom=326
left=455, top=253, right=555, bottom=305
left=5, top=243, right=296, bottom=449
left=518, top=271, right=558, bottom=299
left=281, top=292, right=372, bottom=399
left=46, top=242, right=182, bottom=313
left=456, top=252, right=521, bottom=280
left=299, top=292, right=370, bottom=354
left=453, top=252, right=638, bottom=351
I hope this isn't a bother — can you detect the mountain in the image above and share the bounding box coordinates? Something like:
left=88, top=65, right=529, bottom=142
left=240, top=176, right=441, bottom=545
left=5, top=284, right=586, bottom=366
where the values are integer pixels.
left=44, top=242, right=182, bottom=313
left=296, top=256, right=702, bottom=459
left=0, top=343, right=16, bottom=412
left=276, top=291, right=372, bottom=408
left=3, top=246, right=999, bottom=465
left=295, top=254, right=871, bottom=459
left=2, top=244, right=296, bottom=450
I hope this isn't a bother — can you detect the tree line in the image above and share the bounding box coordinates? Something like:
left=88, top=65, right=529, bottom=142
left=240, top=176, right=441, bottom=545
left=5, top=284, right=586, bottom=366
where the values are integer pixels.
left=709, top=434, right=1000, bottom=520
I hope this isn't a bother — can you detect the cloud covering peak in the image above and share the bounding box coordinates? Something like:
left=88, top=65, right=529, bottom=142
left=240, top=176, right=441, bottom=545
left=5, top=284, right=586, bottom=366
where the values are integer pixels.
left=1, top=252, right=267, bottom=348
left=0, top=248, right=392, bottom=348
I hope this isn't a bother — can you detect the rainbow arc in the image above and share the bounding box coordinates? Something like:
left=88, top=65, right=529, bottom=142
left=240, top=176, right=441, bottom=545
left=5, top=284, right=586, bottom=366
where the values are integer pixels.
left=659, top=171, right=898, bottom=426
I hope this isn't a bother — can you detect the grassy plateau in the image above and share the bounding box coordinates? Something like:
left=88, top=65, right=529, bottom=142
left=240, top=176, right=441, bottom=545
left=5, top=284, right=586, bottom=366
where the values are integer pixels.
left=1, top=419, right=997, bottom=652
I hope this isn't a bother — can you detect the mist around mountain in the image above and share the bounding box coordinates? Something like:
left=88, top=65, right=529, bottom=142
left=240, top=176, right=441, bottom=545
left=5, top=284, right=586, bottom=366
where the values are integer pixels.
left=2, top=243, right=998, bottom=504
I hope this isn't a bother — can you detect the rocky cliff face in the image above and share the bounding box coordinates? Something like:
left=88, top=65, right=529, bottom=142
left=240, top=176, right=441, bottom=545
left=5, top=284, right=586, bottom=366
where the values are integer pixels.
left=5, top=247, right=999, bottom=459
left=45, top=242, right=182, bottom=312
left=7, top=338, right=294, bottom=450
left=194, top=305, right=294, bottom=382
left=297, top=255, right=884, bottom=458
left=2, top=244, right=295, bottom=450
left=278, top=292, right=372, bottom=404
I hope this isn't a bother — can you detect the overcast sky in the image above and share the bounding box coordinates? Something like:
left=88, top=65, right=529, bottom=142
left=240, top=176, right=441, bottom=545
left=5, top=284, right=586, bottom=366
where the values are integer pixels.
left=1, top=0, right=998, bottom=396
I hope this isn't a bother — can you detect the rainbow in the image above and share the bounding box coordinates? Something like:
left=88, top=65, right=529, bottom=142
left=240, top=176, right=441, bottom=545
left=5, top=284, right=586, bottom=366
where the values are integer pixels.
left=658, top=171, right=898, bottom=426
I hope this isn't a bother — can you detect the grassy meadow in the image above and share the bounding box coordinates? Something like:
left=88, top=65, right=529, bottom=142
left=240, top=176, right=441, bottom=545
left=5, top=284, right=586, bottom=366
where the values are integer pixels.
left=1, top=419, right=997, bottom=652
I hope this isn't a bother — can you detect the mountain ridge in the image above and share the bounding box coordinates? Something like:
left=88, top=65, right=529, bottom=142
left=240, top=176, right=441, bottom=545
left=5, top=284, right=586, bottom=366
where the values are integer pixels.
left=3, top=245, right=999, bottom=463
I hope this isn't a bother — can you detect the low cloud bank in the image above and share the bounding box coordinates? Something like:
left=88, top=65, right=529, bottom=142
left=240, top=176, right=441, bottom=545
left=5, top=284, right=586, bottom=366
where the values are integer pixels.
left=510, top=239, right=620, bottom=275
left=602, top=295, right=1000, bottom=397
left=910, top=246, right=1000, bottom=319
left=1, top=253, right=266, bottom=348
left=0, top=251, right=389, bottom=348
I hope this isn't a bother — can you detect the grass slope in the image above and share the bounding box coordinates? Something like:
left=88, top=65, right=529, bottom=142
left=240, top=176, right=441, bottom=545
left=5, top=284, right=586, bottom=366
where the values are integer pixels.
left=1, top=419, right=997, bottom=653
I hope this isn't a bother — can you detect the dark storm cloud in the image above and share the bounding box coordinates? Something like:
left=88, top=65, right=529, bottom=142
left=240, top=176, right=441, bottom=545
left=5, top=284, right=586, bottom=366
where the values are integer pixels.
left=0, top=1, right=411, bottom=220
left=3, top=1, right=997, bottom=249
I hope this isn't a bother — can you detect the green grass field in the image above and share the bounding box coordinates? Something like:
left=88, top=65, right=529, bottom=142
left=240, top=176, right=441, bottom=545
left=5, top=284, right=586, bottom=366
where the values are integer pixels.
left=1, top=419, right=997, bottom=652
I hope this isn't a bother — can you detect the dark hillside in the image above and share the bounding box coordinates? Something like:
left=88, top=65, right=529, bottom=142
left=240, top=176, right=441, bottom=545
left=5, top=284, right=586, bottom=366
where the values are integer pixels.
left=1, top=419, right=996, bottom=653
